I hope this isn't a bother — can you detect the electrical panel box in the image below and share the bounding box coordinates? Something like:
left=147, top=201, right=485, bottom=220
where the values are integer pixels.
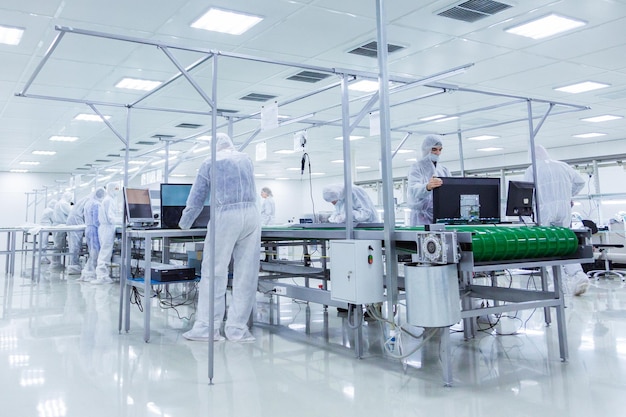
left=330, top=240, right=384, bottom=304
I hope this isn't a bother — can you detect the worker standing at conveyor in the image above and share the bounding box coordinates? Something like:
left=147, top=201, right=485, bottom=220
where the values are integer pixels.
left=180, top=133, right=261, bottom=342
left=523, top=144, right=590, bottom=296
left=407, top=134, right=451, bottom=226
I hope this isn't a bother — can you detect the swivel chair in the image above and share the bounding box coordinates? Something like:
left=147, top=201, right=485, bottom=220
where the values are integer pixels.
left=582, top=220, right=625, bottom=281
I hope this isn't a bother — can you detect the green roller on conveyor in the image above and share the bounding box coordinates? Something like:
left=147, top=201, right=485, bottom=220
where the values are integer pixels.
left=450, top=226, right=579, bottom=262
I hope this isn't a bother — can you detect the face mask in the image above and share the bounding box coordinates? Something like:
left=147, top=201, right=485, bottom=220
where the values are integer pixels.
left=428, top=153, right=439, bottom=162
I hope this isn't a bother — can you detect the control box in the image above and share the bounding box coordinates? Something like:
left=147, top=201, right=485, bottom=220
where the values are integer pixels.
left=330, top=240, right=383, bottom=304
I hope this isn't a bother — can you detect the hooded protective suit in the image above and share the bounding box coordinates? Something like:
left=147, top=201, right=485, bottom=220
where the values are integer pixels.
left=523, top=145, right=589, bottom=295
left=79, top=188, right=105, bottom=281
left=66, top=196, right=89, bottom=274
left=94, top=182, right=120, bottom=284
left=180, top=133, right=261, bottom=342
left=260, top=187, right=275, bottom=226
left=407, top=135, right=450, bottom=226
left=39, top=199, right=57, bottom=264
left=50, top=191, right=73, bottom=269
left=322, top=184, right=379, bottom=223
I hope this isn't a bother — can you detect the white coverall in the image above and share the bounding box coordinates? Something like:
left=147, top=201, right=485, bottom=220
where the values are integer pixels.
left=322, top=184, right=379, bottom=224
left=180, top=133, right=261, bottom=342
left=94, top=182, right=119, bottom=283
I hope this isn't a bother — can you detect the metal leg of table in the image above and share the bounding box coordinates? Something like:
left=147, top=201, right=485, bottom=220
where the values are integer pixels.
left=144, top=236, right=152, bottom=343
left=553, top=264, right=569, bottom=361
left=440, top=327, right=453, bottom=387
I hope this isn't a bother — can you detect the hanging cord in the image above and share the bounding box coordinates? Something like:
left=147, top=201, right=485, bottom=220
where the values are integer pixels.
left=300, top=151, right=317, bottom=221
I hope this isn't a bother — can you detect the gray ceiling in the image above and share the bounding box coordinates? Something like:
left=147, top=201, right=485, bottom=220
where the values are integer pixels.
left=2, top=0, right=626, bottom=183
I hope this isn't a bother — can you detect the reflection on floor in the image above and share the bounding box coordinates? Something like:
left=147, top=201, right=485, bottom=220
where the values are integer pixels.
left=1, top=260, right=626, bottom=417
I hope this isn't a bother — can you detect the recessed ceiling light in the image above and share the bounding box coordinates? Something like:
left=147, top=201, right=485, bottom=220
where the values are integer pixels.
left=32, top=150, right=56, bottom=156
left=274, top=149, right=296, bottom=154
left=0, top=25, right=24, bottom=46
left=191, top=8, right=263, bottom=35
left=286, top=167, right=301, bottom=171
left=477, top=147, right=503, bottom=152
left=406, top=158, right=417, bottom=162
left=254, top=173, right=266, bottom=177
left=104, top=168, right=120, bottom=173
left=505, top=14, right=586, bottom=40
left=396, top=149, right=413, bottom=154
left=467, top=135, right=499, bottom=141
left=333, top=135, right=365, bottom=141
left=74, top=114, right=111, bottom=122
left=275, top=177, right=290, bottom=180
left=348, top=80, right=379, bottom=92
left=49, top=135, right=78, bottom=142
left=10, top=169, right=28, bottom=173
left=170, top=174, right=187, bottom=177
left=196, top=135, right=212, bottom=141
left=115, top=77, right=162, bottom=91
left=434, top=116, right=458, bottom=123
left=311, top=172, right=325, bottom=176
left=128, top=160, right=148, bottom=165
left=555, top=81, right=610, bottom=94
left=356, top=166, right=371, bottom=170
left=581, top=115, right=623, bottom=123
left=572, top=132, right=607, bottom=138
left=331, top=159, right=344, bottom=163
left=420, top=114, right=446, bottom=121
left=19, top=161, right=40, bottom=165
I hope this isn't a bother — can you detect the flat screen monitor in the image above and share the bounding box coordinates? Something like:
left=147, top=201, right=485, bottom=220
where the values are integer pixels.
left=123, top=187, right=154, bottom=224
left=160, top=183, right=210, bottom=229
left=505, top=180, right=534, bottom=217
left=432, top=177, right=501, bottom=224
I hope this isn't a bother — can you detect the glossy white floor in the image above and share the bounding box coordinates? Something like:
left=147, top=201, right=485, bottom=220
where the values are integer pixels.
left=2, top=260, right=625, bottom=417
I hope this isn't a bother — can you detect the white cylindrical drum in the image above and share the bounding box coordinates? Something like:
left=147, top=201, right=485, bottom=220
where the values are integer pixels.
left=404, top=263, right=461, bottom=327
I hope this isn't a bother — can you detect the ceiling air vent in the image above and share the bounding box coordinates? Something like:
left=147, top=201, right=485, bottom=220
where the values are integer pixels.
left=136, top=140, right=158, bottom=145
left=240, top=93, right=277, bottom=102
left=217, top=108, right=239, bottom=114
left=437, top=0, right=512, bottom=23
left=176, top=123, right=203, bottom=129
left=287, top=71, right=331, bottom=83
left=94, top=159, right=111, bottom=163
left=75, top=167, right=89, bottom=170
left=106, top=154, right=120, bottom=158
left=151, top=134, right=175, bottom=139
left=120, top=148, right=140, bottom=152
left=348, top=41, right=404, bottom=58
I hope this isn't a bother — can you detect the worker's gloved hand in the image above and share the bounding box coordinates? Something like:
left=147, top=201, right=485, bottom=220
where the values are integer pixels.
left=329, top=213, right=345, bottom=223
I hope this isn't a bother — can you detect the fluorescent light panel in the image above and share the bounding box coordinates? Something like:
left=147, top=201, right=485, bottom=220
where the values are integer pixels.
left=349, top=80, right=379, bottom=92
left=477, top=147, right=503, bottom=152
left=191, top=8, right=263, bottom=35
left=49, top=135, right=78, bottom=142
left=420, top=114, right=446, bottom=121
left=0, top=25, right=24, bottom=46
left=333, top=135, right=365, bottom=141
left=115, top=78, right=162, bottom=91
left=434, top=116, right=458, bottom=123
left=32, top=151, right=56, bottom=155
left=467, top=135, right=499, bottom=141
left=505, top=14, right=586, bottom=40
left=10, top=169, right=28, bottom=173
left=74, top=114, right=111, bottom=122
left=581, top=115, right=622, bottom=123
left=555, top=81, right=610, bottom=94
left=19, top=161, right=39, bottom=165
left=274, top=149, right=296, bottom=154
left=573, top=132, right=606, bottom=138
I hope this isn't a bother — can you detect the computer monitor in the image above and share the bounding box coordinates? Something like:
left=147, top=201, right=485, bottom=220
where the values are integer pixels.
left=160, top=183, right=210, bottom=229
left=432, top=177, right=501, bottom=224
left=123, top=187, right=155, bottom=225
left=505, top=180, right=534, bottom=217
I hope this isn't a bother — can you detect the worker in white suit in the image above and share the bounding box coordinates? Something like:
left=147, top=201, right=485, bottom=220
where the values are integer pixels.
left=93, top=182, right=120, bottom=284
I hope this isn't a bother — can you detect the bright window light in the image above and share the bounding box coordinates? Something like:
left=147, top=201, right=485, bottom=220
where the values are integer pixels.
left=349, top=80, right=381, bottom=92
left=49, top=135, right=78, bottom=142
left=0, top=25, right=24, bottom=46
left=191, top=8, right=263, bottom=35
left=32, top=151, right=56, bottom=156
left=74, top=113, right=111, bottom=122
left=274, top=149, right=296, bottom=154
left=420, top=114, right=446, bottom=121
left=505, top=14, right=586, bottom=40
left=555, top=81, right=610, bottom=94
left=477, top=147, right=503, bottom=152
left=573, top=132, right=606, bottom=138
left=115, top=77, right=162, bottom=91
left=581, top=115, right=622, bottom=123
left=10, top=169, right=28, bottom=173
left=467, top=135, right=499, bottom=141
left=333, top=135, right=365, bottom=141
left=20, top=161, right=40, bottom=165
